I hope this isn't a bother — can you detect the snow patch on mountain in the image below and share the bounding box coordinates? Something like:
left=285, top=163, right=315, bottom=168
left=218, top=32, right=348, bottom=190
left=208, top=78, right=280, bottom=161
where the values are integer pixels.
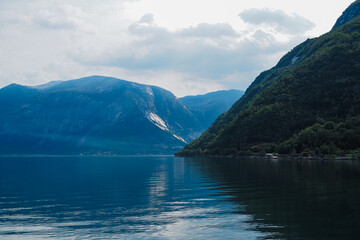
left=173, top=134, right=187, bottom=143
left=147, top=113, right=169, bottom=131
left=146, top=87, right=154, bottom=96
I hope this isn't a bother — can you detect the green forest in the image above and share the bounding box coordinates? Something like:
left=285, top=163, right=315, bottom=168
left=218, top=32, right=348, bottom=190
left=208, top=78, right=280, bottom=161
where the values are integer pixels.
left=177, top=13, right=360, bottom=158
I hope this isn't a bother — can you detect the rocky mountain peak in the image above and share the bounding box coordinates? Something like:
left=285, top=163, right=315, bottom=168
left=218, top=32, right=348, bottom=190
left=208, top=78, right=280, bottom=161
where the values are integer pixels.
left=332, top=0, right=360, bottom=29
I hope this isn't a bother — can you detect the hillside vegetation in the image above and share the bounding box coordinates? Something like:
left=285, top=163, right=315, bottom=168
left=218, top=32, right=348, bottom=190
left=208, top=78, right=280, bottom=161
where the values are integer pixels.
left=177, top=5, right=360, bottom=157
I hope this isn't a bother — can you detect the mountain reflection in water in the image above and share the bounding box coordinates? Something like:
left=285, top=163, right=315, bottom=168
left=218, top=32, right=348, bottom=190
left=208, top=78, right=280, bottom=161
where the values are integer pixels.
left=0, top=156, right=360, bottom=239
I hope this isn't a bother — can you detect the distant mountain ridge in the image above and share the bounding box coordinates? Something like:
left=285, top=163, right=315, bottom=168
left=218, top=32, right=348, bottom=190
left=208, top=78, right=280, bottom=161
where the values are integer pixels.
left=0, top=76, right=242, bottom=155
left=180, top=90, right=244, bottom=130
left=177, top=1, right=360, bottom=157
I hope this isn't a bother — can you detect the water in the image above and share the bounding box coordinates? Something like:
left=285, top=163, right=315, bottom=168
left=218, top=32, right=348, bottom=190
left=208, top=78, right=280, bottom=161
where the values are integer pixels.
left=0, top=156, right=360, bottom=239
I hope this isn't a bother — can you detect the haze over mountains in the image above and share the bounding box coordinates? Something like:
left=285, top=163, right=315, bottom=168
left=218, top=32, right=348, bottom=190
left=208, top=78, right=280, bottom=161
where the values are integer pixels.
left=0, top=76, right=243, bottom=155
left=179, top=90, right=243, bottom=130
left=178, top=0, right=360, bottom=157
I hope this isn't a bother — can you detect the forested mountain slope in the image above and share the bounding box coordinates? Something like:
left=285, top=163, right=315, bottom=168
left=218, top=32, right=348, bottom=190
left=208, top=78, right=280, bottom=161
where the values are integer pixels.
left=177, top=1, right=360, bottom=156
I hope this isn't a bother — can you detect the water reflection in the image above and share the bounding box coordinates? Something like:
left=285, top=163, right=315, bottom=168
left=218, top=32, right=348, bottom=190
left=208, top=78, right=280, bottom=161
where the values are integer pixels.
left=186, top=157, right=360, bottom=240
left=0, top=156, right=263, bottom=239
left=1, top=156, right=359, bottom=239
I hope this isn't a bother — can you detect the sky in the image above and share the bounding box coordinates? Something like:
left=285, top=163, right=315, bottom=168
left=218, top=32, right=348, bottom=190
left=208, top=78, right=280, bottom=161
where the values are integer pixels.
left=0, top=0, right=354, bottom=97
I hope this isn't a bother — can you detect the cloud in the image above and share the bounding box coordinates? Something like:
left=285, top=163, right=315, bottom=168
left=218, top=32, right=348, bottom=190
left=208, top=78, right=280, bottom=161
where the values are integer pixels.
left=76, top=14, right=298, bottom=79
left=0, top=2, right=86, bottom=30
left=0, top=2, right=314, bottom=97
left=139, top=13, right=154, bottom=23
left=239, top=8, right=315, bottom=34
left=128, top=18, right=168, bottom=36
left=60, top=13, right=309, bottom=97
left=33, top=11, right=81, bottom=29
left=179, top=23, right=237, bottom=38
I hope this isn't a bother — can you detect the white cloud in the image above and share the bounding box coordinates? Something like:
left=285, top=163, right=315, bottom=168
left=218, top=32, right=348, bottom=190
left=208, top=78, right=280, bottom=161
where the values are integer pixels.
left=179, top=23, right=237, bottom=38
left=32, top=6, right=84, bottom=30
left=139, top=13, right=154, bottom=23
left=73, top=14, right=300, bottom=74
left=0, top=0, right=355, bottom=97
left=239, top=8, right=315, bottom=34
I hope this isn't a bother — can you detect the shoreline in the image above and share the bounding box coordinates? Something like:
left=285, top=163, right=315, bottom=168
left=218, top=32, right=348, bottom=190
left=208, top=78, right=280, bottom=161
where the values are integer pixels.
left=0, top=154, right=175, bottom=158
left=175, top=153, right=360, bottom=160
left=1, top=154, right=359, bottom=160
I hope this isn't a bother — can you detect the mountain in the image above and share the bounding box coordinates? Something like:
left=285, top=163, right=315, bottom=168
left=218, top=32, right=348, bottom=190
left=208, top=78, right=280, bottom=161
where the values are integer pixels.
left=0, top=76, right=241, bottom=155
left=179, top=90, right=244, bottom=130
left=177, top=1, right=360, bottom=157
left=332, top=0, right=360, bottom=29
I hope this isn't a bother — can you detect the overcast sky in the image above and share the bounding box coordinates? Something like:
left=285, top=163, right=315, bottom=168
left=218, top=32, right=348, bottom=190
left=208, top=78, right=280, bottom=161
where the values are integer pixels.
left=0, top=0, right=354, bottom=96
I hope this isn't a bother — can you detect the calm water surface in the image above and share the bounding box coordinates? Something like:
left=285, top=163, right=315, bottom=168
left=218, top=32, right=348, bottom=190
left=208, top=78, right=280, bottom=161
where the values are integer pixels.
left=0, top=156, right=360, bottom=239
